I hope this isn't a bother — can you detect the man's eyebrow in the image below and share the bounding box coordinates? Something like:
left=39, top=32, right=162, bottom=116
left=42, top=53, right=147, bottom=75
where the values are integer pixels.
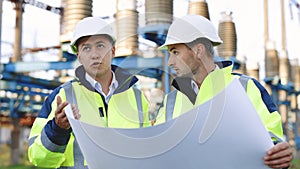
left=79, top=43, right=90, bottom=48
left=169, top=47, right=176, bottom=52
left=96, top=40, right=106, bottom=44
left=80, top=41, right=105, bottom=47
left=81, top=43, right=90, bottom=46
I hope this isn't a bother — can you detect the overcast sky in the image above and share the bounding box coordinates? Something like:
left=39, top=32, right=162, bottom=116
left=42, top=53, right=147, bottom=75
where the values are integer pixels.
left=1, top=0, right=300, bottom=77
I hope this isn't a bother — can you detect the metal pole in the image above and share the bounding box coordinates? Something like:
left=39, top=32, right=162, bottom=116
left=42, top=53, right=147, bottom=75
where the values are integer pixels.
left=10, top=0, right=23, bottom=165
left=12, top=0, right=23, bottom=62
left=0, top=0, right=3, bottom=63
left=264, top=0, right=269, bottom=47
left=0, top=0, right=2, bottom=137
left=281, top=0, right=287, bottom=51
left=0, top=0, right=4, bottom=144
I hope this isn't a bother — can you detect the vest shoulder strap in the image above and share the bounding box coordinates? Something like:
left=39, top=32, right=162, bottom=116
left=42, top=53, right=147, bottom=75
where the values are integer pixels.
left=165, top=90, right=178, bottom=122
left=238, top=74, right=251, bottom=91
left=62, top=81, right=86, bottom=167
left=232, top=72, right=252, bottom=91
left=132, top=87, right=144, bottom=128
left=62, top=81, right=78, bottom=106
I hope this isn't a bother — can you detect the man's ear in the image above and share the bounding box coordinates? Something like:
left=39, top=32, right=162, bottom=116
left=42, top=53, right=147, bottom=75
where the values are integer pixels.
left=111, top=46, right=116, bottom=58
left=77, top=53, right=82, bottom=64
left=194, top=43, right=205, bottom=57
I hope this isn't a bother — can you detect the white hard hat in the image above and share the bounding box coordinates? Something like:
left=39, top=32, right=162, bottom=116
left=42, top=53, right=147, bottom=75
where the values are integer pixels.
left=70, top=17, right=116, bottom=53
left=160, top=14, right=223, bottom=49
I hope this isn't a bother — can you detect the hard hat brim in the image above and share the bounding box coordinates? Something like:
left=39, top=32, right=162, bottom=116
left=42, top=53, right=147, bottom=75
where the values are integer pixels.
left=158, top=39, right=223, bottom=50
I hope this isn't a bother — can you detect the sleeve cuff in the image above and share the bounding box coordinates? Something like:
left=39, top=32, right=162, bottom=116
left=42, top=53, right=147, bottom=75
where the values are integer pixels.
left=43, top=118, right=72, bottom=145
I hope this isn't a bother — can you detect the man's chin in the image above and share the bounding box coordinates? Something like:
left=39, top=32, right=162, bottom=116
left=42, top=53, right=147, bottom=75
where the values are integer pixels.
left=176, top=72, right=188, bottom=77
left=86, top=70, right=98, bottom=77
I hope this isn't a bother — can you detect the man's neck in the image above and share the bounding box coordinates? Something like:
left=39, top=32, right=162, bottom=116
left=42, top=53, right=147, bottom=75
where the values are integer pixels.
left=193, top=63, right=216, bottom=88
left=95, top=72, right=113, bottom=95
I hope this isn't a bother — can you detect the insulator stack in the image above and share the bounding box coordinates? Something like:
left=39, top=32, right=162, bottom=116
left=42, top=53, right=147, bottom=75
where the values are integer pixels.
left=234, top=56, right=247, bottom=75
left=145, top=0, right=173, bottom=25
left=60, top=0, right=93, bottom=43
left=188, top=0, right=210, bottom=19
left=247, top=63, right=260, bottom=81
left=265, top=41, right=279, bottom=78
left=238, top=62, right=247, bottom=74
left=279, top=51, right=291, bottom=85
left=115, top=0, right=138, bottom=56
left=217, top=11, right=237, bottom=59
left=291, top=59, right=300, bottom=90
left=278, top=51, right=290, bottom=137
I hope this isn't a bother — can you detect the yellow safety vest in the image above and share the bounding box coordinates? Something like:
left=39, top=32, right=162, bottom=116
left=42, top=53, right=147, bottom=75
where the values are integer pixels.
left=28, top=68, right=150, bottom=168
left=155, top=61, right=283, bottom=141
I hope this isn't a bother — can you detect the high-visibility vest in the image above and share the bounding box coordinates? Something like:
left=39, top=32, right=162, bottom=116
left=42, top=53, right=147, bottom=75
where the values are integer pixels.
left=28, top=80, right=150, bottom=168
left=155, top=62, right=283, bottom=142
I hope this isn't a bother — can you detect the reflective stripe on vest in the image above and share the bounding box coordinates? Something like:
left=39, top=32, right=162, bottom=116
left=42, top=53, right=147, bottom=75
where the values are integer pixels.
left=165, top=90, right=178, bottom=122
left=58, top=164, right=88, bottom=169
left=269, top=131, right=283, bottom=142
left=62, top=81, right=77, bottom=106
left=132, top=87, right=144, bottom=128
left=238, top=75, right=250, bottom=90
left=62, top=82, right=86, bottom=169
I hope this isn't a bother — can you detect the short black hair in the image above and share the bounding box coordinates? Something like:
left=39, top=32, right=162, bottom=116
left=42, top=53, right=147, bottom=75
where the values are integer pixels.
left=186, top=38, right=215, bottom=57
